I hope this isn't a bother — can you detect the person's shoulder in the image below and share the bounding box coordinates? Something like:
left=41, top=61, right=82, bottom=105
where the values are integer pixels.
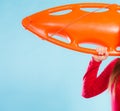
left=109, top=57, right=119, bottom=65
left=112, top=57, right=119, bottom=61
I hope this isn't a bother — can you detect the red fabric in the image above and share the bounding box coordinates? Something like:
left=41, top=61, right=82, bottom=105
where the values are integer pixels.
left=82, top=58, right=120, bottom=111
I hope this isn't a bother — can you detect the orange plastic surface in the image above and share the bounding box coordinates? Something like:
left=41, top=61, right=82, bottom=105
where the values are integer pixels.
left=22, top=3, right=120, bottom=56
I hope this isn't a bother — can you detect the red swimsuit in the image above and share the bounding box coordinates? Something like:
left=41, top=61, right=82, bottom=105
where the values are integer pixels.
left=82, top=58, right=120, bottom=111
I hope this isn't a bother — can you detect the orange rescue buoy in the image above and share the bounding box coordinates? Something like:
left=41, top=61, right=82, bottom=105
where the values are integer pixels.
left=22, top=3, right=120, bottom=56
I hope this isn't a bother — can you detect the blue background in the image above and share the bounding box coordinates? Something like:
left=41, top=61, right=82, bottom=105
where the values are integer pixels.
left=1, top=0, right=120, bottom=111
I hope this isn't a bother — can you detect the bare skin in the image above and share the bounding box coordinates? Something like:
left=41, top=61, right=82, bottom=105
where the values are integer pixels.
left=92, top=47, right=109, bottom=62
